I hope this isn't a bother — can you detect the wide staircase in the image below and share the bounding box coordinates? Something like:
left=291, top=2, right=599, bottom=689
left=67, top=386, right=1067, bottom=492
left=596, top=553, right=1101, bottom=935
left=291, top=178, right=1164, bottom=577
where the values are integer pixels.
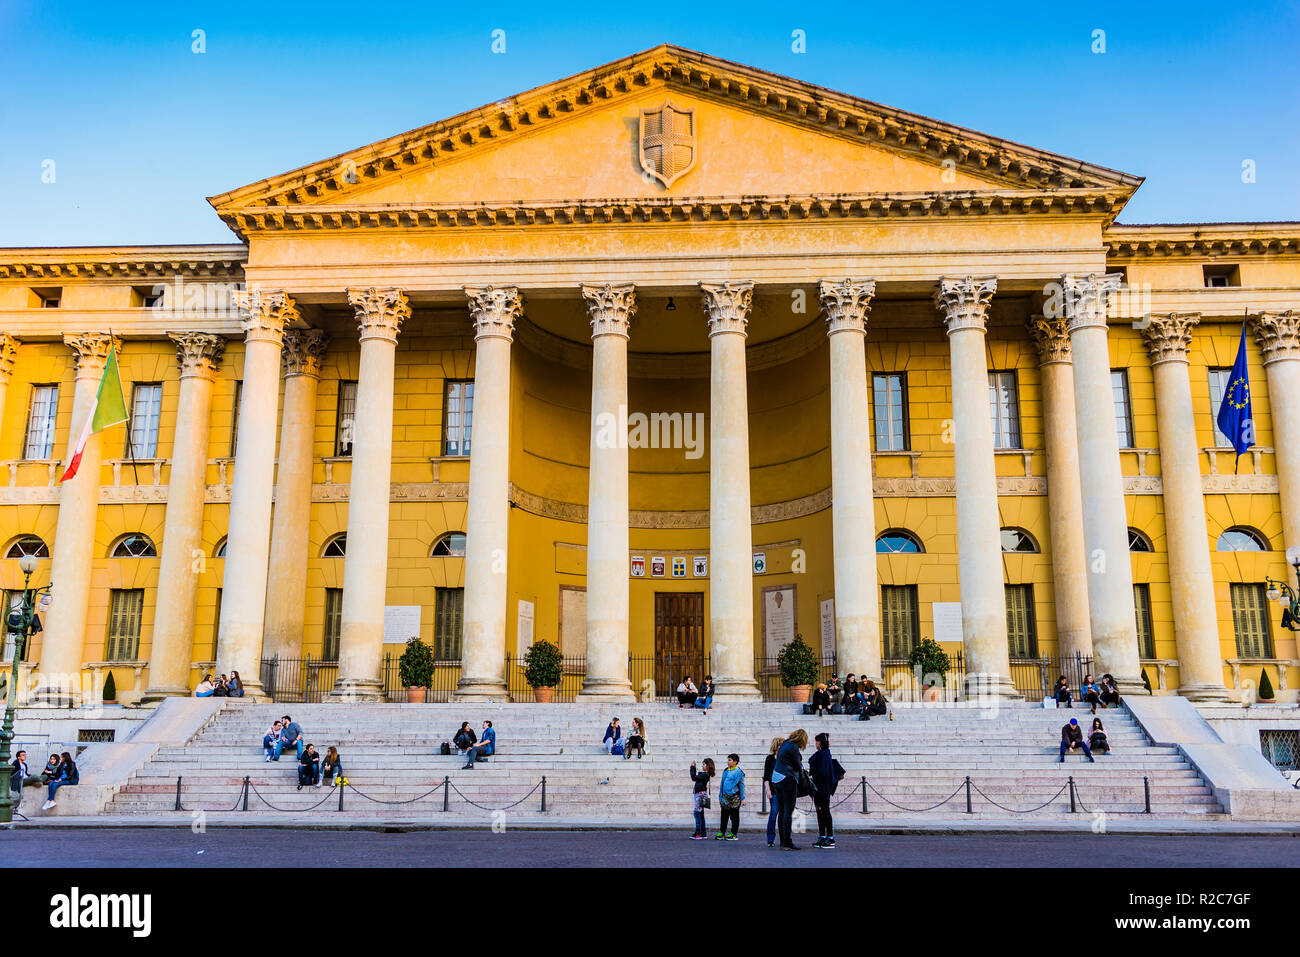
left=105, top=700, right=1224, bottom=822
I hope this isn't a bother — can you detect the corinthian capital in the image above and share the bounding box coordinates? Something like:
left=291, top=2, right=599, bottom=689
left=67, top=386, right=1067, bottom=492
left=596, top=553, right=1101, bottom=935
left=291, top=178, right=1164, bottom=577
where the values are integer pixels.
left=581, top=283, right=637, bottom=339
left=819, top=279, right=876, bottom=335
left=1027, top=313, right=1071, bottom=365
left=281, top=328, right=330, bottom=378
left=700, top=280, right=754, bottom=336
left=348, top=287, right=410, bottom=344
left=168, top=332, right=227, bottom=379
left=934, top=276, right=997, bottom=335
left=465, top=285, right=523, bottom=341
left=1141, top=313, right=1199, bottom=365
left=1061, top=273, right=1122, bottom=332
left=1250, top=310, right=1300, bottom=366
left=64, top=333, right=121, bottom=377
left=234, top=288, right=299, bottom=345
left=0, top=335, right=19, bottom=381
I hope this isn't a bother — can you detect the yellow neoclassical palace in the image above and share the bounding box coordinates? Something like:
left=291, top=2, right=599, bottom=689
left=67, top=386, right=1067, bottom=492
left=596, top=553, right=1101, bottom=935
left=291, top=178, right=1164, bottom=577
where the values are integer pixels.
left=2, top=45, right=1299, bottom=706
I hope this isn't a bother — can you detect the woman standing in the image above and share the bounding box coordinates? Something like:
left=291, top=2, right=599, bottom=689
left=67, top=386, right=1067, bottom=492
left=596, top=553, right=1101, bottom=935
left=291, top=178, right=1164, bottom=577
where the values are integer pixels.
left=688, top=758, right=716, bottom=839
left=763, top=737, right=783, bottom=846
left=809, top=732, right=845, bottom=848
left=770, top=730, right=807, bottom=850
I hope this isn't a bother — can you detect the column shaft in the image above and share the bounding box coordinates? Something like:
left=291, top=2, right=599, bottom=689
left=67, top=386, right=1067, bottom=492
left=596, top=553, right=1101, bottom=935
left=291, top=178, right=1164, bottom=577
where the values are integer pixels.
left=455, top=286, right=521, bottom=701
left=936, top=278, right=1016, bottom=699
left=578, top=284, right=635, bottom=701
left=38, top=334, right=118, bottom=704
left=334, top=290, right=408, bottom=700
left=215, top=290, right=298, bottom=697
left=1252, top=312, right=1300, bottom=554
left=144, top=334, right=225, bottom=699
left=1064, top=274, right=1144, bottom=694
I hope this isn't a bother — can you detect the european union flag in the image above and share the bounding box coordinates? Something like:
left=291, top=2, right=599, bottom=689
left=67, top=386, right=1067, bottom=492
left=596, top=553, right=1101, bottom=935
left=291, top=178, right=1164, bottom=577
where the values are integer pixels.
left=1216, top=321, right=1254, bottom=472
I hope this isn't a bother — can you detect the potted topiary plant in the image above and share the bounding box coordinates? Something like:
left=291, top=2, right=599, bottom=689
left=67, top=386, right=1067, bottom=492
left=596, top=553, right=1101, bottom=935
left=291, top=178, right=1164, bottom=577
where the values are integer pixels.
left=1257, top=667, right=1276, bottom=704
left=397, top=637, right=434, bottom=703
left=523, top=639, right=564, bottom=703
left=103, top=671, right=117, bottom=703
left=907, top=637, right=951, bottom=703
left=777, top=634, right=820, bottom=703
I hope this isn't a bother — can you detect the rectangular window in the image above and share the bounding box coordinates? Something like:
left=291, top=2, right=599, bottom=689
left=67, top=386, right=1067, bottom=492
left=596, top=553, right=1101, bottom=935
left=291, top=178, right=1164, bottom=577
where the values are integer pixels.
left=127, top=383, right=163, bottom=458
left=1004, top=584, right=1039, bottom=658
left=24, top=384, right=59, bottom=460
left=1111, top=369, right=1134, bottom=448
left=230, top=380, right=243, bottom=457
left=1208, top=368, right=1232, bottom=447
left=1133, top=583, right=1156, bottom=659
left=880, top=584, right=919, bottom=659
left=1230, top=583, right=1274, bottom=659
left=988, top=371, right=1021, bottom=450
left=1260, top=730, right=1300, bottom=771
left=335, top=380, right=358, bottom=456
left=872, top=372, right=909, bottom=452
left=1202, top=264, right=1240, bottom=288
left=434, top=587, right=464, bottom=661
left=323, top=588, right=343, bottom=661
left=105, top=588, right=145, bottom=662
left=443, top=381, right=474, bottom=456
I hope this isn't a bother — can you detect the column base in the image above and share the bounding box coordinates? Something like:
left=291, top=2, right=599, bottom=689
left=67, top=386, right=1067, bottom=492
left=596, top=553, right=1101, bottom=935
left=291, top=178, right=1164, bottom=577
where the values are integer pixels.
left=328, top=678, right=385, bottom=703
left=574, top=678, right=636, bottom=703
left=450, top=677, right=510, bottom=703
left=710, top=677, right=763, bottom=702
left=1177, top=683, right=1236, bottom=704
left=1114, top=675, right=1149, bottom=697
left=962, top=673, right=1022, bottom=702
left=138, top=685, right=195, bottom=704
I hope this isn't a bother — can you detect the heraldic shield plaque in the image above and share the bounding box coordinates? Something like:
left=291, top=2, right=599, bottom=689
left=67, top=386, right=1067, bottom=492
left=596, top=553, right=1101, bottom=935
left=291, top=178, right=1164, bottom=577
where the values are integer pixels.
left=639, top=102, right=696, bottom=188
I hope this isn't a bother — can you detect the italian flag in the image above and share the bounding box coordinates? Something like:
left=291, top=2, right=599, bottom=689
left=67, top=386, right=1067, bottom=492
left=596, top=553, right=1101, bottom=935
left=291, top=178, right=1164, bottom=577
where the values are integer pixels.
left=60, top=347, right=127, bottom=483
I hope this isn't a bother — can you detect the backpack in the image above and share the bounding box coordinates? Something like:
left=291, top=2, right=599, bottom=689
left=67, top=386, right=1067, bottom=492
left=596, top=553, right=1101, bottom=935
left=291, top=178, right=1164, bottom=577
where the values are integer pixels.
left=439, top=742, right=451, bottom=756
left=611, top=741, right=625, bottom=756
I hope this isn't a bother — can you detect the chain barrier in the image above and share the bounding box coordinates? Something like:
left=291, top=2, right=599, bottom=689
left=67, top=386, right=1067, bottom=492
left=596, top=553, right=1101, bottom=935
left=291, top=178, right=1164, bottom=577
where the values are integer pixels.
left=859, top=778, right=968, bottom=813
left=968, top=779, right=1070, bottom=813
left=446, top=778, right=543, bottom=812
left=168, top=774, right=546, bottom=814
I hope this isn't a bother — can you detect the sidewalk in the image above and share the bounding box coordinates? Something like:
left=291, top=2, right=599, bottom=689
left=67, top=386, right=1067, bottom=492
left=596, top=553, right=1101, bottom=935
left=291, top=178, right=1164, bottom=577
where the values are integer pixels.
left=6, top=813, right=1297, bottom=835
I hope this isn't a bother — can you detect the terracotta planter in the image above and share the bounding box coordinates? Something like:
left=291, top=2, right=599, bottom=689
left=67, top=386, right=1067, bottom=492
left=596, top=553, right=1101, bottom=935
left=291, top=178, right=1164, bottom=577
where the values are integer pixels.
left=789, top=684, right=812, bottom=703
left=533, top=687, right=555, bottom=703
left=407, top=686, right=427, bottom=704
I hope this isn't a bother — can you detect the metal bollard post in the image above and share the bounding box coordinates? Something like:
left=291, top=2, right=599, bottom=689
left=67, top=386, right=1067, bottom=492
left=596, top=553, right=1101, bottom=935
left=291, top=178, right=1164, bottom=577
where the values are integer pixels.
left=241, top=776, right=250, bottom=812
left=861, top=776, right=868, bottom=814
left=337, top=779, right=345, bottom=812
left=1068, top=776, right=1077, bottom=813
left=174, top=776, right=183, bottom=811
left=965, top=776, right=972, bottom=813
left=541, top=776, right=547, bottom=812
left=1143, top=776, right=1151, bottom=814
left=442, top=775, right=450, bottom=812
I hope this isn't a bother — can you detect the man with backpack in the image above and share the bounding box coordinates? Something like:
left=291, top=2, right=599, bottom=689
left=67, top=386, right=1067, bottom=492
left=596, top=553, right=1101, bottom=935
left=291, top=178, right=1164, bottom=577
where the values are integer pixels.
left=808, top=732, right=846, bottom=849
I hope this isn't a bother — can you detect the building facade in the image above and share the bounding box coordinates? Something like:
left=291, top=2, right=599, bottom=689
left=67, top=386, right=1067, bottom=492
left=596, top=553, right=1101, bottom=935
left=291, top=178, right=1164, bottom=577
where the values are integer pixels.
left=2, top=46, right=1299, bottom=704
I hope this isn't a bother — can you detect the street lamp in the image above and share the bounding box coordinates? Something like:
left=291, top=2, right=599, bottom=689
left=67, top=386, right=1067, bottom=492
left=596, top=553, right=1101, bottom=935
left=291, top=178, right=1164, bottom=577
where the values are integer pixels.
left=1265, top=545, right=1300, bottom=632
left=0, top=553, right=52, bottom=825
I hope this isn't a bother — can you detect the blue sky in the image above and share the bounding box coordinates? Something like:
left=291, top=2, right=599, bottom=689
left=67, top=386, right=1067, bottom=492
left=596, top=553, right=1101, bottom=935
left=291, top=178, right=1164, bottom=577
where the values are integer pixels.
left=1, top=0, right=1297, bottom=246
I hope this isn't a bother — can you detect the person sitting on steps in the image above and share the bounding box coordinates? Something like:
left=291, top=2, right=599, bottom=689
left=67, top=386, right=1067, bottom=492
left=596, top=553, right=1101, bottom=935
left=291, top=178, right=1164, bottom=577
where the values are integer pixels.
left=1053, top=676, right=1073, bottom=708
left=810, top=683, right=831, bottom=717
left=297, top=744, right=320, bottom=790
left=262, top=720, right=283, bottom=762
left=1089, top=718, right=1110, bottom=755
left=861, top=680, right=888, bottom=719
left=453, top=721, right=476, bottom=755
left=602, top=717, right=622, bottom=754
left=676, top=676, right=699, bottom=708
left=41, top=751, right=78, bottom=810
left=624, top=717, right=646, bottom=759
left=320, top=746, right=344, bottom=787
left=463, top=720, right=495, bottom=769
left=1059, top=718, right=1095, bottom=762
left=274, top=715, right=304, bottom=761
left=1099, top=674, right=1121, bottom=709
left=693, top=676, right=715, bottom=713
left=1081, top=675, right=1102, bottom=714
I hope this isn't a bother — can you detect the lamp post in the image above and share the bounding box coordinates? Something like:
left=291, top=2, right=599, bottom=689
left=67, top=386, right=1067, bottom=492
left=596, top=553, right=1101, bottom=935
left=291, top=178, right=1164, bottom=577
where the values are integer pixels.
left=1265, top=545, right=1300, bottom=632
left=0, top=554, right=52, bottom=825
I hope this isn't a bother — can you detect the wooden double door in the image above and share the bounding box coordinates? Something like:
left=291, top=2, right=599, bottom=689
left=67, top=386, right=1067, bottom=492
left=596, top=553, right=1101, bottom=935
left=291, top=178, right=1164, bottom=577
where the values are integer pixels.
left=654, top=591, right=706, bottom=697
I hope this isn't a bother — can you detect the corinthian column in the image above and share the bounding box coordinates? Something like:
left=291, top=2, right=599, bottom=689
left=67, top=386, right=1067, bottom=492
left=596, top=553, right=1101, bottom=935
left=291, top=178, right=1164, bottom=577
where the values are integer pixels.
left=701, top=280, right=761, bottom=700
left=1141, top=314, right=1232, bottom=701
left=1063, top=273, right=1144, bottom=695
left=264, top=329, right=329, bottom=661
left=0, top=336, right=19, bottom=446
left=935, top=278, right=1017, bottom=699
left=820, top=279, right=882, bottom=684
left=1027, top=312, right=1092, bottom=662
left=143, top=334, right=226, bottom=699
left=1251, top=311, right=1300, bottom=556
left=454, top=286, right=522, bottom=701
left=37, top=334, right=120, bottom=705
left=333, top=289, right=409, bottom=700
left=577, top=283, right=635, bottom=701
left=215, top=289, right=298, bottom=698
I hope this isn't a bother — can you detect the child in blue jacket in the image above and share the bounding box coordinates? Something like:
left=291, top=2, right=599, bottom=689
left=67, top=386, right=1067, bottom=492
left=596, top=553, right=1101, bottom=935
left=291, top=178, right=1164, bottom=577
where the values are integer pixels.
left=716, top=753, right=746, bottom=840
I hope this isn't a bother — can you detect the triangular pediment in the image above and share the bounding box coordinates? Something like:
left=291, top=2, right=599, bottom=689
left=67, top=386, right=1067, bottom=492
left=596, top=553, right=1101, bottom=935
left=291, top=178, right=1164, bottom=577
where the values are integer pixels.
left=210, top=45, right=1141, bottom=236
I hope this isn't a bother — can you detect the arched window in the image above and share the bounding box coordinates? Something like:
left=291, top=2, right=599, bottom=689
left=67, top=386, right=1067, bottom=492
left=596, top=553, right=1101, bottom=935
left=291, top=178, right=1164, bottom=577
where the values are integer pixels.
left=431, top=532, right=468, bottom=557
left=1000, top=528, right=1039, bottom=553
left=875, top=530, right=923, bottom=554
left=4, top=535, right=49, bottom=559
left=214, top=537, right=228, bottom=558
left=322, top=534, right=347, bottom=558
left=110, top=534, right=157, bottom=558
left=1128, top=528, right=1153, bottom=553
left=1217, top=526, right=1269, bottom=552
